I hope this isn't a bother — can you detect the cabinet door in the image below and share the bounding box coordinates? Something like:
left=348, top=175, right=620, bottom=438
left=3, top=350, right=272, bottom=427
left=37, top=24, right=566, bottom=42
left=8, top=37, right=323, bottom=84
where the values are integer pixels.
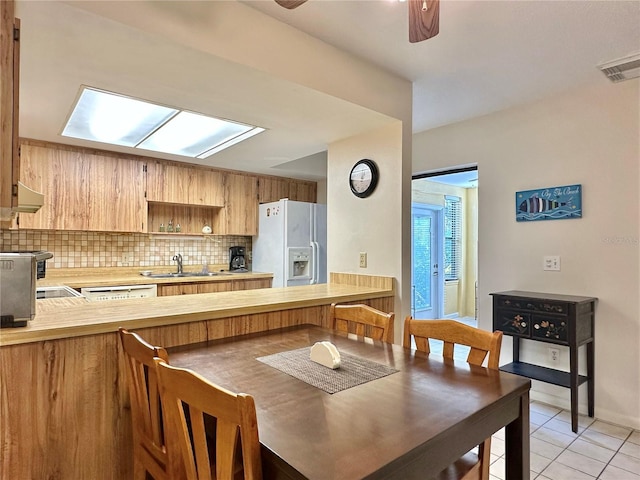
left=258, top=176, right=291, bottom=204
left=258, top=176, right=317, bottom=203
left=157, top=283, right=198, bottom=296
left=88, top=152, right=146, bottom=232
left=196, top=281, right=232, bottom=294
left=288, top=181, right=317, bottom=203
left=19, top=144, right=89, bottom=230
left=232, top=278, right=272, bottom=290
left=147, top=161, right=223, bottom=206
left=19, top=144, right=145, bottom=232
left=219, top=172, right=258, bottom=235
left=494, top=309, right=531, bottom=337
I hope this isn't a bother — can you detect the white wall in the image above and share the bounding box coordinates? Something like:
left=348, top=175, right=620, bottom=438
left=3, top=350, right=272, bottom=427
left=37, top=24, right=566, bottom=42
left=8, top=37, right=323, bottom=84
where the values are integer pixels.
left=412, top=80, right=640, bottom=429
left=328, top=122, right=410, bottom=340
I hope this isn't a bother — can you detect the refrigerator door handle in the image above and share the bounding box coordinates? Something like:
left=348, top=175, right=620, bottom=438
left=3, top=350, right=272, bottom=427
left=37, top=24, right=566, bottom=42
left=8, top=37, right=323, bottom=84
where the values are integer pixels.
left=310, top=241, right=319, bottom=284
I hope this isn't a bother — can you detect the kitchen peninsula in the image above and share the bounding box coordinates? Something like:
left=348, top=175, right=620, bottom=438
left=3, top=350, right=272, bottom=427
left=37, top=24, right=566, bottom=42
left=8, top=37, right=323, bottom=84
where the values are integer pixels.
left=0, top=273, right=393, bottom=480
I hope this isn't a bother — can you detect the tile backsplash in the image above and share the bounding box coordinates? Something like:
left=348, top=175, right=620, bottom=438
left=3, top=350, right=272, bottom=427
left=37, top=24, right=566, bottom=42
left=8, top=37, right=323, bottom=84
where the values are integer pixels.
left=0, top=229, right=251, bottom=269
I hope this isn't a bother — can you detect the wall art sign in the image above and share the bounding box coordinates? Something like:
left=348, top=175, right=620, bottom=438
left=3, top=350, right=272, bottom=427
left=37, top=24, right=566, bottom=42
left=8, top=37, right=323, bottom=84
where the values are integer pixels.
left=516, top=184, right=582, bottom=222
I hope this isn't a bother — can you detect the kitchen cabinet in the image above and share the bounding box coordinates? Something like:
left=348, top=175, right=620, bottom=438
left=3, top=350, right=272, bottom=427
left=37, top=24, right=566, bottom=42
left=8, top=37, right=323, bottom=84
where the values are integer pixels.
left=231, top=278, right=272, bottom=290
left=146, top=160, right=224, bottom=207
left=156, top=277, right=269, bottom=296
left=0, top=1, right=20, bottom=223
left=219, top=172, right=258, bottom=235
left=14, top=139, right=317, bottom=235
left=18, top=142, right=146, bottom=232
left=491, top=290, right=596, bottom=433
left=258, top=175, right=317, bottom=204
left=147, top=202, right=221, bottom=235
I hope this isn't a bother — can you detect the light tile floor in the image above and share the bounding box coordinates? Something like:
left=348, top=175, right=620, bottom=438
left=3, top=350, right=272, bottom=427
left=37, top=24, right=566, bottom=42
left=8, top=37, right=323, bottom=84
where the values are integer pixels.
left=489, top=400, right=640, bottom=479
left=427, top=317, right=639, bottom=479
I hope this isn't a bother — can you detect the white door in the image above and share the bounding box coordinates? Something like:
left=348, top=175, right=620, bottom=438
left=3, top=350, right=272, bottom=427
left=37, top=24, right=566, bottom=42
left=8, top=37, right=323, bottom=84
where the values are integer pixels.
left=411, top=204, right=443, bottom=319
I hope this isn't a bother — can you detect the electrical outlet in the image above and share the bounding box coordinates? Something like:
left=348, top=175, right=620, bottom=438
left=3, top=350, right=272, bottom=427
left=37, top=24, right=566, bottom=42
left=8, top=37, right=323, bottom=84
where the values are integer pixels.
left=543, top=255, right=561, bottom=271
left=359, top=252, right=367, bottom=268
left=549, top=348, right=560, bottom=363
left=121, top=253, right=132, bottom=265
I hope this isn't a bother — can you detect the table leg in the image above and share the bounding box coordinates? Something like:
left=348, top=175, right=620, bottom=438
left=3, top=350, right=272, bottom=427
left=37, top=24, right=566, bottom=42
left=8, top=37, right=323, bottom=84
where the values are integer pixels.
left=587, top=340, right=595, bottom=418
left=570, top=344, right=579, bottom=433
left=505, top=391, right=530, bottom=480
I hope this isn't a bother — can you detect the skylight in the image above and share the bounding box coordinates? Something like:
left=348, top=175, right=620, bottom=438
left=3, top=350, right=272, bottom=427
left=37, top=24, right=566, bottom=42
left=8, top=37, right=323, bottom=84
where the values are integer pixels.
left=62, top=87, right=265, bottom=158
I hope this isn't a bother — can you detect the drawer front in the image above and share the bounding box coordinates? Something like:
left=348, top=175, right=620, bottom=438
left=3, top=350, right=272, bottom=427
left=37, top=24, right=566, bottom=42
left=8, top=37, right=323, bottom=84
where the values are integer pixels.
left=532, top=315, right=569, bottom=344
left=495, top=296, right=568, bottom=315
left=494, top=309, right=531, bottom=337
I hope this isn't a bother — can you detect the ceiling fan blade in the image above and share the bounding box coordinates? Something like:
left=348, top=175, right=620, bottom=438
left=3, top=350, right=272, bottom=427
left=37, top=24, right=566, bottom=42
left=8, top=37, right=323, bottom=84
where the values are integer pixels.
left=274, top=0, right=308, bottom=9
left=408, top=0, right=440, bottom=43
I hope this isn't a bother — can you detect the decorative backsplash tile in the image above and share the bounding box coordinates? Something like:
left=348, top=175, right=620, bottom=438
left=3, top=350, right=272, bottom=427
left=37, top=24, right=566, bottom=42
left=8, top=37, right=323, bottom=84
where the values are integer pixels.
left=0, top=229, right=251, bottom=269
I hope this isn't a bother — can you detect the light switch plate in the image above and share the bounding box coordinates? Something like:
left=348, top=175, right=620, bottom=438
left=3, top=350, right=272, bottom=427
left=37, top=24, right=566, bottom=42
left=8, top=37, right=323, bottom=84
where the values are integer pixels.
left=543, top=255, right=561, bottom=271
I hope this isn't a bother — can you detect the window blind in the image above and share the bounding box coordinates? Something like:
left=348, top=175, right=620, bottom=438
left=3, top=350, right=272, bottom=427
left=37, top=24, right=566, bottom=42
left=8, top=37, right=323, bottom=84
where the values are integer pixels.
left=444, top=196, right=461, bottom=281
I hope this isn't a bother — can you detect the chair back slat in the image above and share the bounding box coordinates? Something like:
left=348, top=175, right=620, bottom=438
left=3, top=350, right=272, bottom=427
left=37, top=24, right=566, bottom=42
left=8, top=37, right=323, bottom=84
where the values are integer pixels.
left=402, top=318, right=502, bottom=480
left=330, top=303, right=394, bottom=343
left=402, top=318, right=502, bottom=369
left=155, top=359, right=263, bottom=480
left=119, top=327, right=170, bottom=480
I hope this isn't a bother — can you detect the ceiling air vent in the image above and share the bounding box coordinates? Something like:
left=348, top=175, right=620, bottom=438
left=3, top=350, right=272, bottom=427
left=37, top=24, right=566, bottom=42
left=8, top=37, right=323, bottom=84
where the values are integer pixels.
left=598, top=53, right=640, bottom=83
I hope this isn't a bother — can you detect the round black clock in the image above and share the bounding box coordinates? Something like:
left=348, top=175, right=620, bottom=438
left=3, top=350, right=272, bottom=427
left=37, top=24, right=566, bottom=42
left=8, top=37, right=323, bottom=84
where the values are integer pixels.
left=349, top=159, right=379, bottom=198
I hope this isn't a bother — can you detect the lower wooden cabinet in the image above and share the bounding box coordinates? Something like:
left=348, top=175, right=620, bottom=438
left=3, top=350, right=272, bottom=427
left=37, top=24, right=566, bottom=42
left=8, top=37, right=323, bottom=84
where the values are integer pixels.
left=157, top=278, right=271, bottom=296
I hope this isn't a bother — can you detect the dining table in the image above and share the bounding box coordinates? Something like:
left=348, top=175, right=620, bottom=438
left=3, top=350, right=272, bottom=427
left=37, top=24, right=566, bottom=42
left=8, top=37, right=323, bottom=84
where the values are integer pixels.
left=168, top=324, right=531, bottom=480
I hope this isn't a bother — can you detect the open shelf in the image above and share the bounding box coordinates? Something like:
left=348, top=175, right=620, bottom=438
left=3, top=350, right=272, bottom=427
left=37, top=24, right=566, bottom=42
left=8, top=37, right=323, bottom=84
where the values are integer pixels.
left=500, top=361, right=589, bottom=389
left=147, top=202, right=221, bottom=235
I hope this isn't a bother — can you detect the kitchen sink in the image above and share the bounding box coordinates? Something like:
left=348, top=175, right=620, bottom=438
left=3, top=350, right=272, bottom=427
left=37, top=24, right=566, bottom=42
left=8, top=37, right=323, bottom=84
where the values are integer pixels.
left=141, top=271, right=230, bottom=278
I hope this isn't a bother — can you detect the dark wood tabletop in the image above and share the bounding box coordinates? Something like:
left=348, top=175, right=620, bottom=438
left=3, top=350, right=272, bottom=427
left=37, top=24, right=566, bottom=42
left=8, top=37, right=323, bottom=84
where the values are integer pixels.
left=169, top=325, right=531, bottom=480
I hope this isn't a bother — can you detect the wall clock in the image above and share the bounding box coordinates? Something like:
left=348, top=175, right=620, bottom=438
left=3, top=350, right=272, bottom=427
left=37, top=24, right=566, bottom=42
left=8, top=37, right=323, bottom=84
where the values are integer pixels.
left=349, top=159, right=379, bottom=198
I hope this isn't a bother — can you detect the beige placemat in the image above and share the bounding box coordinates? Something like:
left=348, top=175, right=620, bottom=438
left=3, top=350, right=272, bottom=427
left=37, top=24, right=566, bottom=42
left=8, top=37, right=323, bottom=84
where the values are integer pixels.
left=257, top=346, right=398, bottom=394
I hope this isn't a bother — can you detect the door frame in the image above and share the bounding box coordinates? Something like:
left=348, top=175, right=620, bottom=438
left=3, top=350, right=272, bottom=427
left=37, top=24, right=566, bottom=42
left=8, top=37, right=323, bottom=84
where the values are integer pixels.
left=410, top=202, right=444, bottom=319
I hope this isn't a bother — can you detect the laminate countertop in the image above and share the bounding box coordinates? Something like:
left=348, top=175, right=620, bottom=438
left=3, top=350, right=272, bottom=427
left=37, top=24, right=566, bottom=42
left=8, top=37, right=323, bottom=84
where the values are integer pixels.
left=37, top=265, right=272, bottom=288
left=0, top=281, right=394, bottom=347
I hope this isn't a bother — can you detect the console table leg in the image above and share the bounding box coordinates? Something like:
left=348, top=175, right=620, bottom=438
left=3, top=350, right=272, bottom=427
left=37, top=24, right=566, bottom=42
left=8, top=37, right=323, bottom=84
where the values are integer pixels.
left=587, top=340, right=595, bottom=418
left=570, top=345, right=579, bottom=433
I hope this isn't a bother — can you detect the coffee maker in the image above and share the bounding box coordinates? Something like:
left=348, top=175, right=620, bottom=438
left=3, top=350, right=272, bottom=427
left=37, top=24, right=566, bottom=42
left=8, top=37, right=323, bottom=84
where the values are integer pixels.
left=229, top=246, right=247, bottom=272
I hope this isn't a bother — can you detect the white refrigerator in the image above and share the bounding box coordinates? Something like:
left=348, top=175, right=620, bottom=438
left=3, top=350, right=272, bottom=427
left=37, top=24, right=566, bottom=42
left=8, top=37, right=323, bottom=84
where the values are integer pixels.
left=252, top=199, right=327, bottom=287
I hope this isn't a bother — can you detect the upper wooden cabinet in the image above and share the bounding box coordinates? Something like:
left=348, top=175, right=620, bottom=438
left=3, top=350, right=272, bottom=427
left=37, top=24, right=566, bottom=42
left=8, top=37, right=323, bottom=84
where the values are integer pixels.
left=258, top=175, right=317, bottom=204
left=146, top=160, right=224, bottom=207
left=0, top=1, right=20, bottom=222
left=15, top=140, right=317, bottom=235
left=218, top=172, right=258, bottom=235
left=18, top=143, right=146, bottom=232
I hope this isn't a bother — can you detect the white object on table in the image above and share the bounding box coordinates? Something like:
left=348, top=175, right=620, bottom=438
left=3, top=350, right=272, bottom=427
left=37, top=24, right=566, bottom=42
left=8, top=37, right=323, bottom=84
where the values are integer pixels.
left=310, top=341, right=341, bottom=369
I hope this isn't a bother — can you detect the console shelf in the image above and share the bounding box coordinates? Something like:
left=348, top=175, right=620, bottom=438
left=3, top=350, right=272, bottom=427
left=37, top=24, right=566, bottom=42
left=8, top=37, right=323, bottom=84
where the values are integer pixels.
left=491, top=290, right=597, bottom=433
left=500, top=361, right=589, bottom=389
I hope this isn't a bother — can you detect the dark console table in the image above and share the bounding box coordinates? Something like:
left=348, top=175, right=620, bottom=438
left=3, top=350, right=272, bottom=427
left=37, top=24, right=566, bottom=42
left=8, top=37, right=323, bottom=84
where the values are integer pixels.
left=491, top=290, right=596, bottom=433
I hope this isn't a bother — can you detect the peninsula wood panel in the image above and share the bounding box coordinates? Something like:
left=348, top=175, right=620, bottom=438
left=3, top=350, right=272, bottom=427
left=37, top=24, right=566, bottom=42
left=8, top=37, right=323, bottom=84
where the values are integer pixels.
left=0, top=300, right=391, bottom=480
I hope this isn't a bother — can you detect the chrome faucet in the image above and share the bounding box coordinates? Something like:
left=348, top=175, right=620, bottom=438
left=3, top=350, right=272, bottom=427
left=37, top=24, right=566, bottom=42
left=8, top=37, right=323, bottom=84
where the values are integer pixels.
left=172, top=253, right=183, bottom=274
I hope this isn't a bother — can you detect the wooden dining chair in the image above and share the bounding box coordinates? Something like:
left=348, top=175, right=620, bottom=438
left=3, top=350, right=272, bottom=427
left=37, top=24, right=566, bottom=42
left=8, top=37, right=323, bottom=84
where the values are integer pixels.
left=402, top=317, right=503, bottom=480
left=154, top=358, right=263, bottom=480
left=329, top=303, right=395, bottom=343
left=118, top=327, right=170, bottom=480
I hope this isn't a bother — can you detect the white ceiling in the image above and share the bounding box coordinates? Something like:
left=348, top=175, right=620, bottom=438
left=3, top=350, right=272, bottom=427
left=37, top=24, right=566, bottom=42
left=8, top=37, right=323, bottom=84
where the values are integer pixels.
left=15, top=1, right=640, bottom=181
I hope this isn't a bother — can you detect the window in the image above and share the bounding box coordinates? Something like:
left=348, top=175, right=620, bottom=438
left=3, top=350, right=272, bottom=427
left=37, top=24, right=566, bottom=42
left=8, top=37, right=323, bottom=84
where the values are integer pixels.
left=444, top=196, right=461, bottom=281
